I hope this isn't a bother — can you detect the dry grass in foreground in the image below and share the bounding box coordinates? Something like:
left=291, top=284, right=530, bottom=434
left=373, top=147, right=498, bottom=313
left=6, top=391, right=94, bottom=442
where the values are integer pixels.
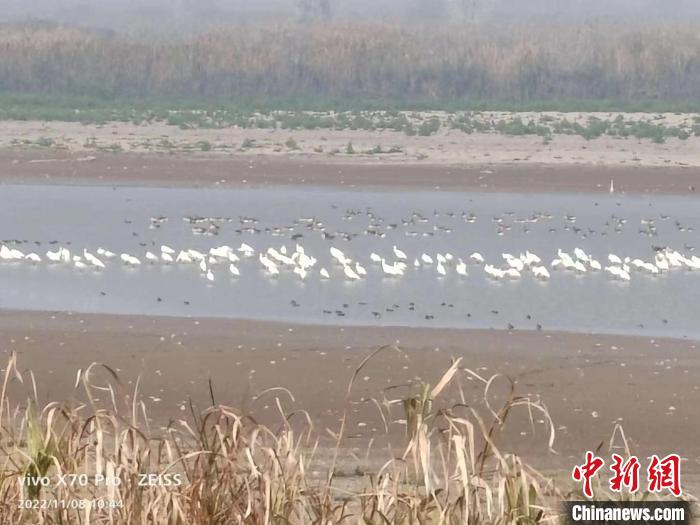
left=0, top=347, right=683, bottom=524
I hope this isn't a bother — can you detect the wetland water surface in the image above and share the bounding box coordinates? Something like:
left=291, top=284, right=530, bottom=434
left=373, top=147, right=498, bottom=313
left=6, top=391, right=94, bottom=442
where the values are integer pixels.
left=1, top=184, right=699, bottom=339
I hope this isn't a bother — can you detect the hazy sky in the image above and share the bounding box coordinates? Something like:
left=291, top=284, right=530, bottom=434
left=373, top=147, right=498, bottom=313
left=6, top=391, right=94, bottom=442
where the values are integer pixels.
left=1, top=0, right=698, bottom=31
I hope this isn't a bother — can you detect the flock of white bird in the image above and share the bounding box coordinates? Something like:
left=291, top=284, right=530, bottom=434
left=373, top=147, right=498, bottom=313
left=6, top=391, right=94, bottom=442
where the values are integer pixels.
left=1, top=241, right=699, bottom=284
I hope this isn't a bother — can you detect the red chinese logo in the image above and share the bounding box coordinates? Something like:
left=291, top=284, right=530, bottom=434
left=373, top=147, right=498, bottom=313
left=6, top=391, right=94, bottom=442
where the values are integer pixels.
left=573, top=452, right=682, bottom=498
left=609, top=453, right=640, bottom=493
left=572, top=451, right=605, bottom=498
left=647, top=454, right=681, bottom=497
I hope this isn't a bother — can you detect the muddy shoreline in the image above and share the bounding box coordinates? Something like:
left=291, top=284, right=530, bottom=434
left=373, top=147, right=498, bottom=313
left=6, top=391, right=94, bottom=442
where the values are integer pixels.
left=1, top=149, right=698, bottom=195
left=2, top=309, right=699, bottom=480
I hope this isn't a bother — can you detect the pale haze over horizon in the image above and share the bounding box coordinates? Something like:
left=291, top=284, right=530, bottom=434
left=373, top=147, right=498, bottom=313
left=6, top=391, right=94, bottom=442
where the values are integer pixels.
left=0, top=0, right=698, bottom=33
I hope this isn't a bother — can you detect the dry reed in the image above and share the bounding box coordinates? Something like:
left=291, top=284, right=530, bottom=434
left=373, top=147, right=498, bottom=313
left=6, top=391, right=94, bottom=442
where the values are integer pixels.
left=0, top=348, right=684, bottom=524
left=0, top=21, right=699, bottom=101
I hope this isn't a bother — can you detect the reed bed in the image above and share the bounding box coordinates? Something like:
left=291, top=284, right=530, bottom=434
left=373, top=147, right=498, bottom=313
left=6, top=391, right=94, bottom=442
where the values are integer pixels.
left=0, top=347, right=682, bottom=524
left=0, top=21, right=699, bottom=102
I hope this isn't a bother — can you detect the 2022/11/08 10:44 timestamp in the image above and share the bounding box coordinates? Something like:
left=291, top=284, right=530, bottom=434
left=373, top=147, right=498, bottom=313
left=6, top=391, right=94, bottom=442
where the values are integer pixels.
left=19, top=498, right=124, bottom=510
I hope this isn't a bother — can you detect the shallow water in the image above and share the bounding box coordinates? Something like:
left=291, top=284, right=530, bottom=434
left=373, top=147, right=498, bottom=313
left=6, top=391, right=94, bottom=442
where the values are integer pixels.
left=1, top=183, right=699, bottom=339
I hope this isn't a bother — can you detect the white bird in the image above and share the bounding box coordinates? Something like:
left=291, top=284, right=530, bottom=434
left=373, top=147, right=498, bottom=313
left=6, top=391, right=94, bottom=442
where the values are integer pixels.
left=209, top=245, right=233, bottom=258
left=330, top=247, right=349, bottom=265
left=0, top=247, right=11, bottom=261
left=608, top=253, right=622, bottom=265
left=413, top=258, right=420, bottom=268
left=161, top=245, right=175, bottom=255
left=293, top=266, right=307, bottom=279
left=206, top=269, right=214, bottom=281
left=97, top=248, right=115, bottom=259
left=370, top=253, right=382, bottom=263
left=558, top=250, right=576, bottom=269
left=176, top=251, right=193, bottom=263
left=504, top=268, right=520, bottom=279
left=198, top=259, right=207, bottom=273
left=59, top=247, right=71, bottom=263
left=188, top=249, right=205, bottom=260
left=229, top=264, right=240, bottom=276
left=381, top=258, right=403, bottom=276
left=259, top=254, right=279, bottom=275
left=296, top=252, right=315, bottom=269
left=642, top=262, right=660, bottom=274
left=436, top=253, right=446, bottom=264
left=574, top=248, right=589, bottom=262
left=666, top=251, right=683, bottom=267
left=320, top=268, right=330, bottom=279
left=146, top=251, right=159, bottom=263
left=630, top=258, right=646, bottom=270
left=470, top=252, right=485, bottom=264
left=267, top=247, right=295, bottom=266
left=46, top=249, right=61, bottom=262
left=605, top=266, right=631, bottom=281
left=393, top=245, right=407, bottom=260
left=355, top=262, right=367, bottom=276
left=655, top=254, right=669, bottom=271
left=84, top=250, right=105, bottom=268
left=120, top=253, right=141, bottom=266
left=436, top=261, right=446, bottom=276
left=524, top=251, right=541, bottom=265
left=161, top=252, right=174, bottom=263
left=25, top=253, right=41, bottom=263
left=0, top=246, right=14, bottom=261
left=506, top=257, right=524, bottom=271
left=343, top=265, right=360, bottom=280
left=686, top=256, right=700, bottom=270
left=238, top=243, right=255, bottom=256
left=455, top=259, right=468, bottom=276
left=589, top=259, right=602, bottom=271
left=484, top=264, right=505, bottom=279
left=421, top=253, right=433, bottom=264
left=532, top=266, right=550, bottom=280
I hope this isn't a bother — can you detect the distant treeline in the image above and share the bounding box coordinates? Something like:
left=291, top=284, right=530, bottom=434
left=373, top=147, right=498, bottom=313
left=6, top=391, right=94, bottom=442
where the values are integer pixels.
left=1, top=22, right=699, bottom=103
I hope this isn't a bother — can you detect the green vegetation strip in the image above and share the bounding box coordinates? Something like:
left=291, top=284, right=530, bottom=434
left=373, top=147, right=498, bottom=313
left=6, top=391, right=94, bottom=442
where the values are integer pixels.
left=2, top=93, right=699, bottom=144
